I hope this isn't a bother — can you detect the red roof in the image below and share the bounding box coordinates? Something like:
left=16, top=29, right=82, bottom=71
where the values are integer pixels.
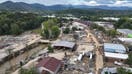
left=37, top=57, right=62, bottom=72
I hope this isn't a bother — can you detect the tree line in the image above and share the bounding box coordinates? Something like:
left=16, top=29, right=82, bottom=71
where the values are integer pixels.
left=41, top=19, right=60, bottom=39
left=115, top=17, right=132, bottom=29
left=56, top=9, right=132, bottom=18
left=0, top=12, right=47, bottom=35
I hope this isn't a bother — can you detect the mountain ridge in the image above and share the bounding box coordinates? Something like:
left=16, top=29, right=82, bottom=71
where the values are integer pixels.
left=0, top=1, right=132, bottom=12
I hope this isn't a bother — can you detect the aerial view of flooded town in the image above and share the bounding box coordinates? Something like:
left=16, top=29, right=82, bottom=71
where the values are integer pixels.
left=0, top=0, right=132, bottom=74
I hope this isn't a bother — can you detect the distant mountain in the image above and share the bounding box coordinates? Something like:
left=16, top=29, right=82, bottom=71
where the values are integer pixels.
left=0, top=1, right=132, bottom=12
left=72, top=5, right=132, bottom=10
left=0, top=1, right=35, bottom=11
left=0, top=1, right=71, bottom=12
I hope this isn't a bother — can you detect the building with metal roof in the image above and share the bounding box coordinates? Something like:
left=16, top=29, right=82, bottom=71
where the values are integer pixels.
left=118, top=38, right=132, bottom=44
left=104, top=43, right=126, bottom=53
left=37, top=57, right=62, bottom=74
left=104, top=52, right=128, bottom=60
left=94, top=22, right=114, bottom=30
left=74, top=20, right=92, bottom=26
left=117, top=29, right=132, bottom=35
left=52, top=41, right=76, bottom=51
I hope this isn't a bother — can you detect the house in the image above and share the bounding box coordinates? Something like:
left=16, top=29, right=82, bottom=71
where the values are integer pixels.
left=103, top=43, right=128, bottom=62
left=37, top=57, right=62, bottom=74
left=104, top=43, right=126, bottom=53
left=104, top=52, right=128, bottom=62
left=52, top=41, right=76, bottom=51
left=117, top=29, right=132, bottom=37
left=94, top=22, right=114, bottom=30
left=118, top=38, right=132, bottom=44
left=102, top=17, right=120, bottom=21
left=74, top=20, right=92, bottom=26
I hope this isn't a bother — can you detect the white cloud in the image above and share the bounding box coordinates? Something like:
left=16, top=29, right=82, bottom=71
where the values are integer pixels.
left=108, top=0, right=132, bottom=7
left=88, top=1, right=97, bottom=4
left=0, top=0, right=132, bottom=7
left=114, top=0, right=127, bottom=5
left=86, top=1, right=100, bottom=6
left=71, top=0, right=99, bottom=6
left=89, top=1, right=96, bottom=4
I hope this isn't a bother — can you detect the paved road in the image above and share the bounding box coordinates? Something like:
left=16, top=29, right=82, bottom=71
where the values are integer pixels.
left=86, top=30, right=103, bottom=74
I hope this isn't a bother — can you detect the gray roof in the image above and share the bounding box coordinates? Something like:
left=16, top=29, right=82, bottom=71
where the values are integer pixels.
left=104, top=43, right=126, bottom=53
left=117, top=29, right=132, bottom=35
left=52, top=41, right=75, bottom=49
left=118, top=38, right=132, bottom=43
left=104, top=52, right=128, bottom=59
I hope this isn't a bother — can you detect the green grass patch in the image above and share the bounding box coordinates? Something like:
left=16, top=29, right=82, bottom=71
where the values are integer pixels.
left=32, top=27, right=42, bottom=34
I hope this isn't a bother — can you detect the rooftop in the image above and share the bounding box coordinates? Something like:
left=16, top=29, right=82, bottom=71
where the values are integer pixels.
left=104, top=52, right=128, bottom=60
left=117, top=29, right=132, bottom=35
left=118, top=38, right=132, bottom=43
left=52, top=41, right=75, bottom=49
left=104, top=43, right=126, bottom=53
left=37, top=57, right=61, bottom=72
left=74, top=20, right=92, bottom=26
left=102, top=17, right=120, bottom=21
left=94, top=22, right=114, bottom=30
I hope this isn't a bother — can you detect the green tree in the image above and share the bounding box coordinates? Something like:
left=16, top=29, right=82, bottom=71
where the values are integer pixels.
left=41, top=19, right=60, bottom=39
left=117, top=67, right=127, bottom=74
left=72, top=27, right=78, bottom=31
left=117, top=67, right=132, bottom=74
left=0, top=12, right=45, bottom=35
left=105, top=72, right=108, bottom=74
left=43, top=28, right=50, bottom=39
left=11, top=23, right=21, bottom=35
left=2, top=24, right=10, bottom=34
left=73, top=33, right=79, bottom=41
left=43, top=19, right=56, bottom=28
left=63, top=27, right=70, bottom=34
left=98, top=26, right=105, bottom=32
left=106, top=29, right=117, bottom=37
left=90, top=23, right=98, bottom=29
left=51, top=26, right=60, bottom=38
left=19, top=67, right=38, bottom=74
left=126, top=53, right=132, bottom=66
left=115, top=17, right=132, bottom=29
left=47, top=45, right=54, bottom=53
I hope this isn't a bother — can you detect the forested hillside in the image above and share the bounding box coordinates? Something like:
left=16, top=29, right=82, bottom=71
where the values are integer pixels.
left=0, top=12, right=46, bottom=35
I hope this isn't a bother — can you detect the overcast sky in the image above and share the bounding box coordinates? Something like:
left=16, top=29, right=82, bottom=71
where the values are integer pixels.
left=0, top=0, right=132, bottom=7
